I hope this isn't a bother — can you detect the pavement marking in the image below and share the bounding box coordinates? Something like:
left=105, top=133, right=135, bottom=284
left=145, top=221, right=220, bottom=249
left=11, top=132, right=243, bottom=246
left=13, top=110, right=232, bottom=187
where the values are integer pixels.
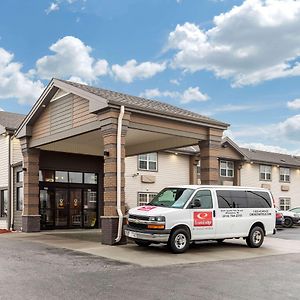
left=2, top=231, right=300, bottom=267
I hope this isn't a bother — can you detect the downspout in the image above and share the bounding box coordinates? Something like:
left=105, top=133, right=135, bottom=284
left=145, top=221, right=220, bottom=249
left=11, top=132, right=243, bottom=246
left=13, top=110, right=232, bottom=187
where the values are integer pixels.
left=115, top=105, right=125, bottom=243
left=7, top=132, right=12, bottom=231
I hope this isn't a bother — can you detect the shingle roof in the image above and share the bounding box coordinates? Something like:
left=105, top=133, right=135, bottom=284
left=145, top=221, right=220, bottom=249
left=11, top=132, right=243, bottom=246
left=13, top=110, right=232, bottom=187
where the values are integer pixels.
left=241, top=148, right=300, bottom=168
left=57, top=79, right=228, bottom=128
left=0, top=111, right=26, bottom=131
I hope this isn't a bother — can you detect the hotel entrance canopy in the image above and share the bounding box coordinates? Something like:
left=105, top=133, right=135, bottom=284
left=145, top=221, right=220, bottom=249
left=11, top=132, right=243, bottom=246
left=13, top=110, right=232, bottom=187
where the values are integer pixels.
left=16, top=78, right=229, bottom=244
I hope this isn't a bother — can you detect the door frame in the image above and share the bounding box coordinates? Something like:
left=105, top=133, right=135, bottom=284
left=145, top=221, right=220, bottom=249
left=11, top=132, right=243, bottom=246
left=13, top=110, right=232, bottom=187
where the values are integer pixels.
left=39, top=182, right=98, bottom=229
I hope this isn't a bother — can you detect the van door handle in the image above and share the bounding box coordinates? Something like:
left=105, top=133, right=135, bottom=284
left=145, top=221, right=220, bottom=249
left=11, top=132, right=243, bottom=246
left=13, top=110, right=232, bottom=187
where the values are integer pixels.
left=213, top=210, right=216, bottom=217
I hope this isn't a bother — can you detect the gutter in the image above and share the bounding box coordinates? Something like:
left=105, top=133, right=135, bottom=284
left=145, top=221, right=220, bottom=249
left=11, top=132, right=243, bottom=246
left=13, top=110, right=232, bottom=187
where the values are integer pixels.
left=115, top=105, right=125, bottom=243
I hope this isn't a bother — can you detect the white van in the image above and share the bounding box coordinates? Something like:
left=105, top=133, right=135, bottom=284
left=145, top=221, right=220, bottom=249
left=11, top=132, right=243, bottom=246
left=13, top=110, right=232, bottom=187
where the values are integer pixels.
left=125, top=185, right=276, bottom=253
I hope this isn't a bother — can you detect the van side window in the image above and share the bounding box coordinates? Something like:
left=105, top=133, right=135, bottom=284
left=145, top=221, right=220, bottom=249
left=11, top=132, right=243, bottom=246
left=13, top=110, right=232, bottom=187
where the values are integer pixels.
left=191, top=190, right=213, bottom=209
left=247, top=191, right=271, bottom=208
left=217, top=190, right=247, bottom=208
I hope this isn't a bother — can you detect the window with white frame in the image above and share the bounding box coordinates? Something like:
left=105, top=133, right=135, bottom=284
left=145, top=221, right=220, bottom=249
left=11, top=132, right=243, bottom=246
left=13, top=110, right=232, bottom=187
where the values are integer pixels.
left=260, top=165, right=272, bottom=181
left=279, top=197, right=291, bottom=211
left=138, top=192, right=157, bottom=206
left=138, top=153, right=157, bottom=171
left=220, top=160, right=234, bottom=177
left=196, top=161, right=201, bottom=177
left=0, top=190, right=8, bottom=218
left=16, top=187, right=24, bottom=211
left=280, top=167, right=290, bottom=182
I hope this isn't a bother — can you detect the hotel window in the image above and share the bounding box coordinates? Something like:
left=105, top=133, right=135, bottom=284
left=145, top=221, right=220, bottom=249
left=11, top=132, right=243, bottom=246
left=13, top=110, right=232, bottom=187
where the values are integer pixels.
left=16, top=187, right=24, bottom=211
left=279, top=197, right=291, bottom=211
left=138, top=192, right=157, bottom=206
left=138, top=153, right=157, bottom=171
left=0, top=190, right=8, bottom=218
left=260, top=165, right=272, bottom=181
left=16, top=171, right=23, bottom=183
left=55, top=171, right=68, bottom=183
left=220, top=160, right=234, bottom=177
left=280, top=167, right=290, bottom=182
left=197, top=161, right=201, bottom=178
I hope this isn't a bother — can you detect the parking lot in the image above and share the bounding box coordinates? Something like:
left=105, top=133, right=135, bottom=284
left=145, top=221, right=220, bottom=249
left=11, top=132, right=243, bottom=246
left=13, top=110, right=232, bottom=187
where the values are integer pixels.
left=0, top=226, right=300, bottom=300
left=1, top=226, right=300, bottom=267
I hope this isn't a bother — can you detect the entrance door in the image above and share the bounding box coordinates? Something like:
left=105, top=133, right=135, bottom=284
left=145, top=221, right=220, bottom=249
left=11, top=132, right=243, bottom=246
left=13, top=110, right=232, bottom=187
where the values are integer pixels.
left=40, top=188, right=55, bottom=229
left=83, top=188, right=97, bottom=228
left=69, top=189, right=82, bottom=228
left=55, top=189, right=68, bottom=227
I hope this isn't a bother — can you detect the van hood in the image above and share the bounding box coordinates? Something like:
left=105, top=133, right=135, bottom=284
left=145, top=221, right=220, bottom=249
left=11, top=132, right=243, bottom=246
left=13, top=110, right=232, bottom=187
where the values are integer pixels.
left=128, top=205, right=178, bottom=217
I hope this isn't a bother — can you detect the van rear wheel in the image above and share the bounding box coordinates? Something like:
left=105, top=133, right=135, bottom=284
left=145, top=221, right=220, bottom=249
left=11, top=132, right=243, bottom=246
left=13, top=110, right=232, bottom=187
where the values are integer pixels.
left=168, top=228, right=190, bottom=254
left=246, top=226, right=264, bottom=248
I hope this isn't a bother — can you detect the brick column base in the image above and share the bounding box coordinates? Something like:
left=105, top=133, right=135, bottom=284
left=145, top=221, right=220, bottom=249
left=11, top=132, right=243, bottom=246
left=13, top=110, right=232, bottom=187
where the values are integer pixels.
left=22, top=215, right=40, bottom=232
left=101, top=217, right=127, bottom=245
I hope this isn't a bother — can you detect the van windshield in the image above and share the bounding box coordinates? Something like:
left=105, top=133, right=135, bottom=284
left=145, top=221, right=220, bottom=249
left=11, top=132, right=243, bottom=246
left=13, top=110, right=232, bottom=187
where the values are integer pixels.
left=149, top=188, right=194, bottom=209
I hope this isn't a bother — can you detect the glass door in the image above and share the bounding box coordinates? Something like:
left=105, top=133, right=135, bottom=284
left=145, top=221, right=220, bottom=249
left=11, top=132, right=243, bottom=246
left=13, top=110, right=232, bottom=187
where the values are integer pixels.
left=55, top=189, right=68, bottom=227
left=40, top=188, right=55, bottom=229
left=69, top=189, right=82, bottom=228
left=83, top=188, right=97, bottom=228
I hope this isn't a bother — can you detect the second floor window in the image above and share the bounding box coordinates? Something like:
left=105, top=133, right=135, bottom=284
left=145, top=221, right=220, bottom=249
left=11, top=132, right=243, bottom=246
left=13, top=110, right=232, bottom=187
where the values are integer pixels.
left=138, top=153, right=157, bottom=171
left=220, top=160, right=234, bottom=177
left=260, top=165, right=272, bottom=181
left=280, top=167, right=290, bottom=182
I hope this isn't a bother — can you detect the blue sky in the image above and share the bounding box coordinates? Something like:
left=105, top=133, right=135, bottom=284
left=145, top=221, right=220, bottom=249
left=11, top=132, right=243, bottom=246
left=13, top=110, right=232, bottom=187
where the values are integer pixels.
left=1, top=0, right=300, bottom=153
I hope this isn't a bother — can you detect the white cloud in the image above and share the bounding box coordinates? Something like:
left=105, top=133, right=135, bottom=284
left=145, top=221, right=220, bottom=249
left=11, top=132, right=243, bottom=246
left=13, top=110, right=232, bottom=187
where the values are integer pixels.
left=35, top=36, right=109, bottom=82
left=287, top=98, right=300, bottom=110
left=0, top=48, right=44, bottom=105
left=0, top=107, right=4, bottom=111
left=181, top=86, right=209, bottom=103
left=167, top=0, right=300, bottom=86
left=111, top=59, right=166, bottom=83
left=45, top=2, right=60, bottom=14
left=140, top=86, right=209, bottom=103
left=170, top=79, right=180, bottom=85
left=278, top=114, right=300, bottom=142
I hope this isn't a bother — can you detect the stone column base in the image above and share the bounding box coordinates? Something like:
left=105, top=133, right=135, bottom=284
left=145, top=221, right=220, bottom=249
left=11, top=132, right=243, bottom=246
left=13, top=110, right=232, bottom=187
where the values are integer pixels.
left=101, top=216, right=127, bottom=245
left=22, top=215, right=41, bottom=232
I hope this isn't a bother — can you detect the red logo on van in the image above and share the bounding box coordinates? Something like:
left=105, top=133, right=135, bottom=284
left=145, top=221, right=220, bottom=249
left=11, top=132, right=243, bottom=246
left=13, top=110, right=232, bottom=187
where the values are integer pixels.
left=138, top=206, right=157, bottom=211
left=194, top=211, right=213, bottom=227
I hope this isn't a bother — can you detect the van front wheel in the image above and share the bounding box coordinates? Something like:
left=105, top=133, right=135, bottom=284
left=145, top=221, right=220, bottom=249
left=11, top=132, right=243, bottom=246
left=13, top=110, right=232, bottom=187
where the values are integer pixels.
left=168, top=228, right=190, bottom=254
left=246, top=226, right=264, bottom=248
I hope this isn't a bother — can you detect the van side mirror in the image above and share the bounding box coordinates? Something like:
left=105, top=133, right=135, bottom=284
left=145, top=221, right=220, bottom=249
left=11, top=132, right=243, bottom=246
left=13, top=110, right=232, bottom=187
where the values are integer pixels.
left=191, top=198, right=201, bottom=208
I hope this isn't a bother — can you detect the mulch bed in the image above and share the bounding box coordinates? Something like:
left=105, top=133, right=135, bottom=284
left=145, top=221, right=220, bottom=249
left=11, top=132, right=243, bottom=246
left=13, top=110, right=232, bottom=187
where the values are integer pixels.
left=0, top=229, right=11, bottom=234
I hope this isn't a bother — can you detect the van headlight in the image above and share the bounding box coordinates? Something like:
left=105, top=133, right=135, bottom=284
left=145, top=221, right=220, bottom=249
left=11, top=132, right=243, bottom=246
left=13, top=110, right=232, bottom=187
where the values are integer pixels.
left=149, top=216, right=165, bottom=222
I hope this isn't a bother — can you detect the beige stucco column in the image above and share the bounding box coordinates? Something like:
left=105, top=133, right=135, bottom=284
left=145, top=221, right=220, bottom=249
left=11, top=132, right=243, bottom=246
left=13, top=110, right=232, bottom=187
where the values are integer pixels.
left=189, top=155, right=200, bottom=185
left=199, top=129, right=223, bottom=185
left=99, top=109, right=130, bottom=245
left=20, top=138, right=40, bottom=232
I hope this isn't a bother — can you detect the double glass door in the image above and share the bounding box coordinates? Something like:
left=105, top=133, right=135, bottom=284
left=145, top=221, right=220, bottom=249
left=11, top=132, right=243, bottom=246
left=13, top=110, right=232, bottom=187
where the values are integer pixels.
left=40, top=187, right=97, bottom=229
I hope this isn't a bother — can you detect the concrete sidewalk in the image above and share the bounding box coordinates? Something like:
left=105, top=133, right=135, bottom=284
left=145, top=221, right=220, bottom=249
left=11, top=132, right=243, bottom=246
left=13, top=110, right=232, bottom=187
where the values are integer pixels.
left=2, top=229, right=300, bottom=267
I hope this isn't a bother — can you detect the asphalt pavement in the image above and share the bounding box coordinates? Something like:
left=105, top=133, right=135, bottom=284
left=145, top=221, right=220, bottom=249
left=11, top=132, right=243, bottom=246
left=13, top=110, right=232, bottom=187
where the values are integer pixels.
left=0, top=227, right=299, bottom=300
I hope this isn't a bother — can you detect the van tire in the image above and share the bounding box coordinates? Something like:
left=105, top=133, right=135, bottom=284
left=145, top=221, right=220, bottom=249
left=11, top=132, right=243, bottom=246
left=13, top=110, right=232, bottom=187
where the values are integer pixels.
left=168, top=228, right=190, bottom=254
left=134, top=240, right=152, bottom=247
left=284, top=217, right=293, bottom=228
left=246, top=226, right=264, bottom=248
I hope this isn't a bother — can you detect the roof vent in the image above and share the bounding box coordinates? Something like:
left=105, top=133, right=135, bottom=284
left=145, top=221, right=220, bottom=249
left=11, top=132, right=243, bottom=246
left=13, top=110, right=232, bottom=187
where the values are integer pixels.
left=280, top=159, right=286, bottom=162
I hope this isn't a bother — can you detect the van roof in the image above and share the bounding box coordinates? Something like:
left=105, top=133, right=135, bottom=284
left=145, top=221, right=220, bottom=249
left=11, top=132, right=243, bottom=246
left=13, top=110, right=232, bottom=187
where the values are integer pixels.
left=166, top=185, right=270, bottom=191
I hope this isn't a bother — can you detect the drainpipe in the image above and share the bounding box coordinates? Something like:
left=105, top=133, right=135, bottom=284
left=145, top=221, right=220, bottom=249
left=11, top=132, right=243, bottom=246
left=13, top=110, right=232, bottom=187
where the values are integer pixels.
left=115, top=105, right=125, bottom=243
left=7, top=132, right=12, bottom=231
